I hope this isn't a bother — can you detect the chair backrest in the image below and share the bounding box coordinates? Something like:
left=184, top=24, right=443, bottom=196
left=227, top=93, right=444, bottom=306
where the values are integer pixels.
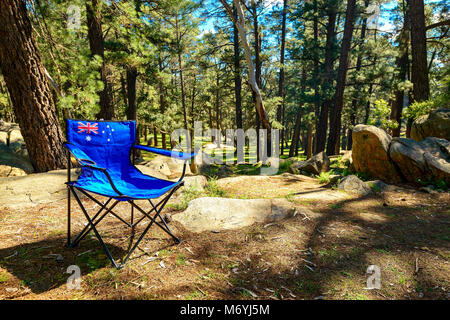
left=66, top=119, right=136, bottom=175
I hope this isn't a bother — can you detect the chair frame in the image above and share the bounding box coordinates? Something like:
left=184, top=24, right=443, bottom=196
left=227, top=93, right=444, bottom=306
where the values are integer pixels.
left=64, top=124, right=190, bottom=269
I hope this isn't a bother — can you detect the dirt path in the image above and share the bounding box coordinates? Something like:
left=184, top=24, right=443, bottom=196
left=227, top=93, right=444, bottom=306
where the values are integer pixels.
left=0, top=176, right=448, bottom=300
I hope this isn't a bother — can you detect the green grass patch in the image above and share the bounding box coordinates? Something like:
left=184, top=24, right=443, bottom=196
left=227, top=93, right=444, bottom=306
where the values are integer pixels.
left=316, top=171, right=332, bottom=184
left=0, top=271, right=9, bottom=283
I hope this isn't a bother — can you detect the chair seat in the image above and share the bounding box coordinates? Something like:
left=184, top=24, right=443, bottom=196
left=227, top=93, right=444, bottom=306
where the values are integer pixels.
left=72, top=169, right=182, bottom=200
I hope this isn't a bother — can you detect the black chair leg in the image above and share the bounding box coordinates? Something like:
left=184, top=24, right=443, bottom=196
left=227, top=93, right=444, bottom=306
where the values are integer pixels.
left=66, top=185, right=182, bottom=269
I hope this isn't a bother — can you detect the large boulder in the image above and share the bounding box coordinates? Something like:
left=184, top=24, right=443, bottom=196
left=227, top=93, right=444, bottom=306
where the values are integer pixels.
left=0, top=131, right=7, bottom=147
left=144, top=155, right=193, bottom=180
left=0, top=165, right=27, bottom=177
left=289, top=151, right=330, bottom=175
left=173, top=197, right=297, bottom=232
left=8, top=129, right=25, bottom=154
left=338, top=175, right=372, bottom=196
left=352, top=125, right=403, bottom=183
left=0, top=149, right=34, bottom=175
left=411, top=109, right=450, bottom=142
left=0, top=122, right=32, bottom=175
left=389, top=137, right=450, bottom=184
left=0, top=169, right=78, bottom=209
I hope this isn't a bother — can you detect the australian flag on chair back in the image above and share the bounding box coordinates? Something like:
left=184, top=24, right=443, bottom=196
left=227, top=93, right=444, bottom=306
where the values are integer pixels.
left=66, top=119, right=185, bottom=199
left=64, top=119, right=195, bottom=269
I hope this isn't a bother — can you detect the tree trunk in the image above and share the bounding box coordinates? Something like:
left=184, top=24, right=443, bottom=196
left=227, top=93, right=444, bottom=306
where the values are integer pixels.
left=233, top=4, right=243, bottom=130
left=289, top=110, right=302, bottom=157
left=348, top=0, right=369, bottom=149
left=0, top=0, right=67, bottom=172
left=306, top=123, right=313, bottom=159
left=220, top=0, right=271, bottom=131
left=326, top=0, right=356, bottom=156
left=391, top=3, right=410, bottom=137
left=409, top=0, right=430, bottom=102
left=126, top=66, right=137, bottom=122
left=178, top=51, right=188, bottom=131
left=289, top=68, right=306, bottom=157
left=315, top=4, right=337, bottom=154
left=277, top=0, right=288, bottom=155
left=312, top=0, right=320, bottom=153
left=86, top=0, right=113, bottom=120
left=158, top=53, right=167, bottom=149
left=153, top=127, right=158, bottom=147
left=215, top=71, right=221, bottom=147
left=175, top=17, right=188, bottom=133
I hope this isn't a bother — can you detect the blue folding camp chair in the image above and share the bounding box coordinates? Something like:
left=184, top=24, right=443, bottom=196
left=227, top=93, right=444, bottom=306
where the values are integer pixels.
left=64, top=119, right=195, bottom=269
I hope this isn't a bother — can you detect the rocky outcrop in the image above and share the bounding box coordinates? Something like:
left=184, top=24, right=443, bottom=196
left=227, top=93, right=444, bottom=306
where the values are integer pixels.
left=0, top=169, right=78, bottom=209
left=289, top=151, right=330, bottom=175
left=352, top=125, right=450, bottom=185
left=0, top=121, right=33, bottom=177
left=0, top=165, right=27, bottom=177
left=143, top=155, right=193, bottom=180
left=389, top=137, right=450, bottom=184
left=411, top=109, right=450, bottom=142
left=352, top=125, right=403, bottom=183
left=173, top=197, right=298, bottom=232
left=338, top=175, right=372, bottom=196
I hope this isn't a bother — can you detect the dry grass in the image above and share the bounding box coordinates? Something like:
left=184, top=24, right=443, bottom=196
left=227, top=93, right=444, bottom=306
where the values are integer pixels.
left=0, top=180, right=449, bottom=300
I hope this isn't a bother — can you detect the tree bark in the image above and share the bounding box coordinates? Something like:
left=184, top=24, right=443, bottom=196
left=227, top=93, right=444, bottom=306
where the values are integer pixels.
left=86, top=0, right=113, bottom=120
left=158, top=53, right=167, bottom=149
left=126, top=66, right=138, bottom=122
left=409, top=0, right=430, bottom=102
left=176, top=15, right=188, bottom=132
left=326, top=0, right=356, bottom=156
left=312, top=0, right=320, bottom=153
left=277, top=0, right=288, bottom=155
left=0, top=0, right=67, bottom=172
left=220, top=0, right=271, bottom=131
left=289, top=68, right=306, bottom=157
left=233, top=4, right=243, bottom=130
left=390, top=2, right=410, bottom=137
left=314, top=4, right=337, bottom=154
left=348, top=0, right=369, bottom=149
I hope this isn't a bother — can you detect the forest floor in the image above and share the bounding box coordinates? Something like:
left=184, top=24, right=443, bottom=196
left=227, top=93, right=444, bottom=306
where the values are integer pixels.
left=0, top=166, right=449, bottom=301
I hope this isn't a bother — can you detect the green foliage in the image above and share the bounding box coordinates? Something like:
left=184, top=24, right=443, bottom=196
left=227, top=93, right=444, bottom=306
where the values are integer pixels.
left=204, top=178, right=227, bottom=197
left=416, top=178, right=448, bottom=191
left=316, top=171, right=332, bottom=184
left=278, top=159, right=293, bottom=174
left=368, top=99, right=398, bottom=130
left=404, top=100, right=437, bottom=121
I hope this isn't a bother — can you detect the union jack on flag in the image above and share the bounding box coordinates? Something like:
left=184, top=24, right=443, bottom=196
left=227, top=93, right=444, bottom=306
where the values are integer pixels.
left=77, top=122, right=99, bottom=134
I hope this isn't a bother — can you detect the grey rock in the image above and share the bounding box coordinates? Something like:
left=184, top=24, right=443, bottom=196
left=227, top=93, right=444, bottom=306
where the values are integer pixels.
left=289, top=152, right=330, bottom=175
left=0, top=131, right=7, bottom=147
left=389, top=137, right=450, bottom=184
left=0, top=149, right=34, bottom=174
left=8, top=129, right=25, bottom=153
left=366, top=180, right=396, bottom=193
left=173, top=197, right=298, bottom=233
left=0, top=169, right=78, bottom=209
left=411, top=109, right=450, bottom=141
left=352, top=125, right=402, bottom=183
left=0, top=165, right=27, bottom=177
left=338, top=175, right=372, bottom=196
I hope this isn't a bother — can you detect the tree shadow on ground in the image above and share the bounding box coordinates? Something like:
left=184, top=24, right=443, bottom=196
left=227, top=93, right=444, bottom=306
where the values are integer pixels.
left=158, top=191, right=449, bottom=300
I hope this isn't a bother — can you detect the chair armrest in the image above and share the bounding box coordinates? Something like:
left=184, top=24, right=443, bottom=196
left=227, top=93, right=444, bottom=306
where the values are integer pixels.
left=64, top=142, right=98, bottom=167
left=64, top=142, right=126, bottom=197
left=133, top=145, right=196, bottom=160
